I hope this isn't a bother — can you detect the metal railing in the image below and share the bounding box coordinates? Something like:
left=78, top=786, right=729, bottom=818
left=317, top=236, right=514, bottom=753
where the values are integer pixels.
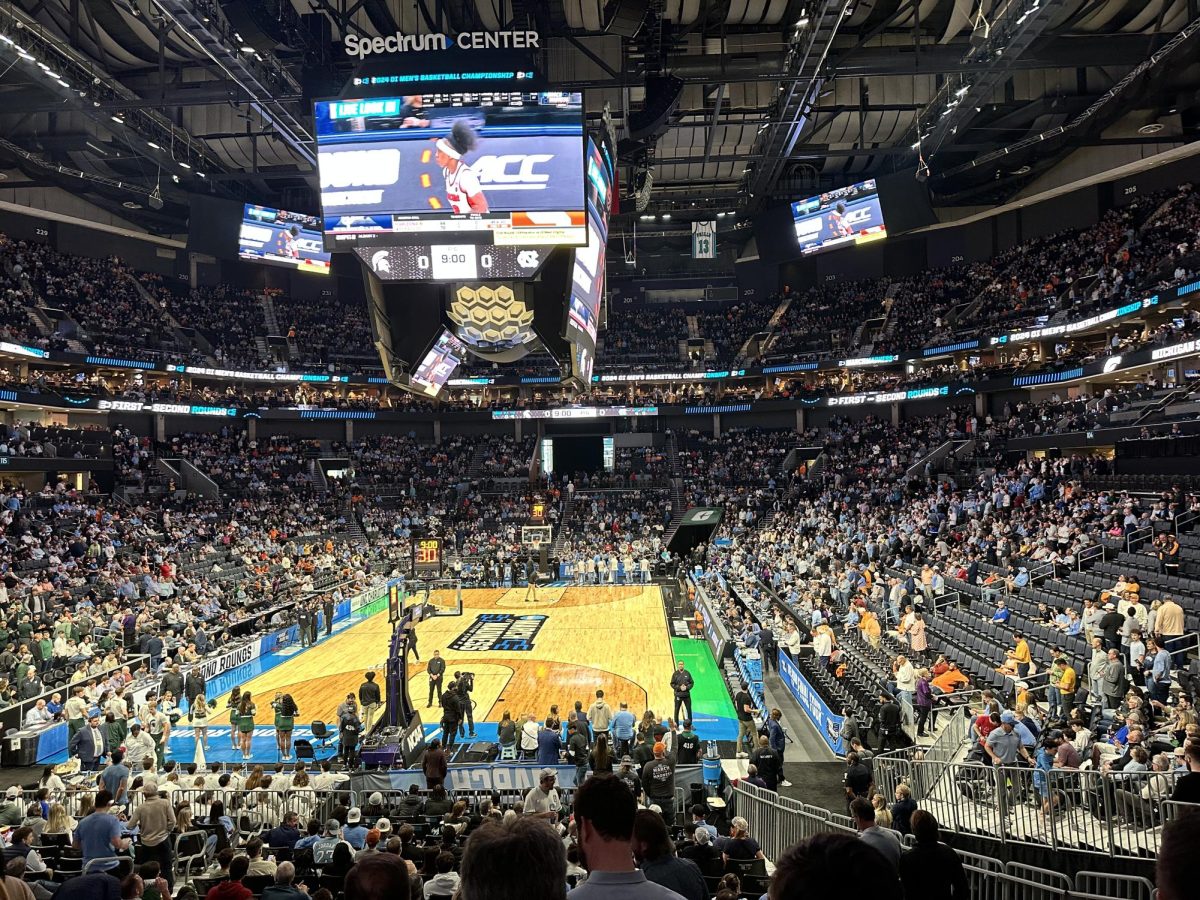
left=730, top=781, right=1166, bottom=896
left=1077, top=544, right=1105, bottom=571
left=1125, top=525, right=1154, bottom=553
left=873, top=758, right=1195, bottom=859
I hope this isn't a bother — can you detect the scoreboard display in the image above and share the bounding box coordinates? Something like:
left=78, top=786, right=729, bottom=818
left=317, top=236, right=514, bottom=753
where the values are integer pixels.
left=413, top=536, right=444, bottom=576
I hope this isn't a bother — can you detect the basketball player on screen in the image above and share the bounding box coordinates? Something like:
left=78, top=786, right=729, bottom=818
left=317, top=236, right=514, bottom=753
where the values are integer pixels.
left=279, top=224, right=302, bottom=259
left=828, top=201, right=854, bottom=237
left=434, top=120, right=489, bottom=214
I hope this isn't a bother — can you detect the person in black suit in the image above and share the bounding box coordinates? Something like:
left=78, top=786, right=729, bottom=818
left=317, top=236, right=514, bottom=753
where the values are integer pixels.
left=323, top=598, right=334, bottom=637
left=69, top=711, right=108, bottom=771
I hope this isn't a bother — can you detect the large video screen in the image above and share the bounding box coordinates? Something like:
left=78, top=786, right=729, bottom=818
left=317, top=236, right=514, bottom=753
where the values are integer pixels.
left=410, top=329, right=467, bottom=396
left=585, top=137, right=611, bottom=215
left=316, top=91, right=586, bottom=249
left=566, top=199, right=607, bottom=351
left=791, top=178, right=887, bottom=256
left=238, top=205, right=331, bottom=274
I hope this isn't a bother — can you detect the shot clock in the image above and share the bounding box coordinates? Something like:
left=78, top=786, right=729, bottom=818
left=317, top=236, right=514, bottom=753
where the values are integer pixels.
left=413, top=536, right=444, bottom=576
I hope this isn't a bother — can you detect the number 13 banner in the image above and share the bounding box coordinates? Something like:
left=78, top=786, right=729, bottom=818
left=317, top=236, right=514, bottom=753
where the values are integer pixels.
left=692, top=220, right=716, bottom=259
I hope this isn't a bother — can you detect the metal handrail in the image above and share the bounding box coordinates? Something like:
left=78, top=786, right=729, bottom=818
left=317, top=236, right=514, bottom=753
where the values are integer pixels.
left=1125, top=524, right=1154, bottom=553
left=1077, top=544, right=1105, bottom=571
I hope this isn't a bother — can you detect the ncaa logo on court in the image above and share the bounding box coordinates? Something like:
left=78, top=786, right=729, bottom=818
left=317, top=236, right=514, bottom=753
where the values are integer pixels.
left=449, top=614, right=546, bottom=652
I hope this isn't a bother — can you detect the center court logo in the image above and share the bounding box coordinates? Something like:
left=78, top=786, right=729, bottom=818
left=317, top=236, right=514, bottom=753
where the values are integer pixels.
left=449, top=614, right=546, bottom=652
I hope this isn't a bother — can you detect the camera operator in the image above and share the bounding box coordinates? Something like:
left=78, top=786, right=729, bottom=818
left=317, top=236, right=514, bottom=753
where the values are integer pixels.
left=440, top=679, right=462, bottom=749
left=455, top=671, right=476, bottom=740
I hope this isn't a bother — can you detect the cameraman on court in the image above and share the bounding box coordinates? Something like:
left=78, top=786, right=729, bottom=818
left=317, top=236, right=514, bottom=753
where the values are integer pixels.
left=455, top=671, right=476, bottom=740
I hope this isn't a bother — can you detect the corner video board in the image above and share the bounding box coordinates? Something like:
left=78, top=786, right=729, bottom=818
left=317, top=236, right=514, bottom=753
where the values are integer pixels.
left=238, top=205, right=331, bottom=274
left=410, top=329, right=467, bottom=396
left=791, top=178, right=887, bottom=256
left=316, top=91, right=586, bottom=249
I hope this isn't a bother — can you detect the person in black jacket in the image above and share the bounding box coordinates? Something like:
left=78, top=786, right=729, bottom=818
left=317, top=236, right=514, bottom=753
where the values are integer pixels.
left=844, top=752, right=873, bottom=809
left=632, top=809, right=707, bottom=900
left=750, top=735, right=781, bottom=792
left=358, top=672, right=382, bottom=732
left=899, top=810, right=969, bottom=900
left=1099, top=602, right=1125, bottom=650
left=877, top=693, right=907, bottom=750
left=440, top=680, right=461, bottom=749
left=426, top=651, right=445, bottom=707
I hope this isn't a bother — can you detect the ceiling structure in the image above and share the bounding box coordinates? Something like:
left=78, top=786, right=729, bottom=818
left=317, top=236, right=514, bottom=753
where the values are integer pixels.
left=0, top=0, right=1196, bottom=245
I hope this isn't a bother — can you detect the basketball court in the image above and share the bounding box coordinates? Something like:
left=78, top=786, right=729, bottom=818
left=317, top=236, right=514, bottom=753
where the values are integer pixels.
left=221, top=583, right=736, bottom=749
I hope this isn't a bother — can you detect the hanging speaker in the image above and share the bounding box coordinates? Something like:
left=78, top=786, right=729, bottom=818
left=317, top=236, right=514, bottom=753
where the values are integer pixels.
left=627, top=75, right=684, bottom=141
left=605, top=0, right=647, bottom=37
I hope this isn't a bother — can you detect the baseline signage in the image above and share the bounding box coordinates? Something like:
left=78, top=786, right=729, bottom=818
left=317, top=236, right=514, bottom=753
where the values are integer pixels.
left=187, top=641, right=263, bottom=683
left=778, top=651, right=845, bottom=756
left=350, top=763, right=703, bottom=792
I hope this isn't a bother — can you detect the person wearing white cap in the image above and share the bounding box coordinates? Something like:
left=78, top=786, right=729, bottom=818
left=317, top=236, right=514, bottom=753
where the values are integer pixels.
left=522, top=768, right=561, bottom=822
left=342, top=807, right=368, bottom=849
left=434, top=121, right=488, bottom=214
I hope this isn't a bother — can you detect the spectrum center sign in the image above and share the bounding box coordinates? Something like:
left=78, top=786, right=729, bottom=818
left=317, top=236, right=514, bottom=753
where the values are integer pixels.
left=344, top=31, right=540, bottom=58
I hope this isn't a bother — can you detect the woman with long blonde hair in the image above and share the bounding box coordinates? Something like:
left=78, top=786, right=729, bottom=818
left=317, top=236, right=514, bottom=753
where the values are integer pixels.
left=44, top=802, right=76, bottom=841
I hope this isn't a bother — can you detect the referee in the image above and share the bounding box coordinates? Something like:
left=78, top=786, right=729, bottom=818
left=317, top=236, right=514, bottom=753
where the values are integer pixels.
left=671, top=661, right=695, bottom=723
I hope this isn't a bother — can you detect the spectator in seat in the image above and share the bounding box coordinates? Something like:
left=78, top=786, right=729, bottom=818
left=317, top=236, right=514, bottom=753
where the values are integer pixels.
left=342, top=808, right=367, bottom=850
left=631, top=809, right=707, bottom=900
left=1158, top=805, right=1200, bottom=900
left=260, top=861, right=307, bottom=900
left=890, top=784, right=917, bottom=835
left=569, top=774, right=678, bottom=899
left=769, top=832, right=899, bottom=900
left=206, top=855, right=252, bottom=900
left=1170, top=742, right=1200, bottom=804
left=721, top=816, right=764, bottom=865
left=898, top=811, right=969, bottom=900
left=266, top=812, right=302, bottom=849
left=344, top=854, right=418, bottom=900
left=457, top=817, right=566, bottom=900
left=424, top=786, right=452, bottom=818
left=244, top=837, right=276, bottom=877
left=422, top=851, right=459, bottom=899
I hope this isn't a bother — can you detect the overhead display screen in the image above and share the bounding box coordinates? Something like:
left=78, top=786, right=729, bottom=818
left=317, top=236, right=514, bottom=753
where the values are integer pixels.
left=238, top=205, right=331, bottom=274
left=410, top=329, right=467, bottom=396
left=566, top=199, right=607, bottom=350
left=316, top=91, right=586, bottom=248
left=353, top=244, right=547, bottom=281
left=585, top=136, right=611, bottom=214
left=791, top=178, right=887, bottom=256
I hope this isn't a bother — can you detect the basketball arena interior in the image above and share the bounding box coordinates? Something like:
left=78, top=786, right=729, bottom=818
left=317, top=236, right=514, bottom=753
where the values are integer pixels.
left=0, top=1, right=1199, bottom=898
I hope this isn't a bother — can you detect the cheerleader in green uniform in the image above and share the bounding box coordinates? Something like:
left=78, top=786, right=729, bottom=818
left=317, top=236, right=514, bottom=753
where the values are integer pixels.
left=237, top=691, right=257, bottom=760
left=272, top=692, right=299, bottom=761
left=226, top=687, right=242, bottom=750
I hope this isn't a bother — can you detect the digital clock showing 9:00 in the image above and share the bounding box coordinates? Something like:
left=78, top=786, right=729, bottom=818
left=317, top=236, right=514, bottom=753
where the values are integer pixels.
left=413, top=537, right=443, bottom=573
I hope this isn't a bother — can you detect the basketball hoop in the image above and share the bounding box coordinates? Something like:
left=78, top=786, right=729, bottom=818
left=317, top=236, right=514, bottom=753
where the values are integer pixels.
left=522, top=525, right=553, bottom=549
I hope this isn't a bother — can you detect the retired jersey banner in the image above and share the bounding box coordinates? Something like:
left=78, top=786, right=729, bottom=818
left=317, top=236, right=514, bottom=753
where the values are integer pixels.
left=692, top=220, right=716, bottom=259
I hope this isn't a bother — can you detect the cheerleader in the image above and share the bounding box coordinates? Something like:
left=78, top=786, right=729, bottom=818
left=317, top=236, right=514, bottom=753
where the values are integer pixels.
left=236, top=692, right=257, bottom=760
left=226, top=686, right=242, bottom=750
left=272, top=693, right=299, bottom=761
left=191, top=692, right=210, bottom=750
